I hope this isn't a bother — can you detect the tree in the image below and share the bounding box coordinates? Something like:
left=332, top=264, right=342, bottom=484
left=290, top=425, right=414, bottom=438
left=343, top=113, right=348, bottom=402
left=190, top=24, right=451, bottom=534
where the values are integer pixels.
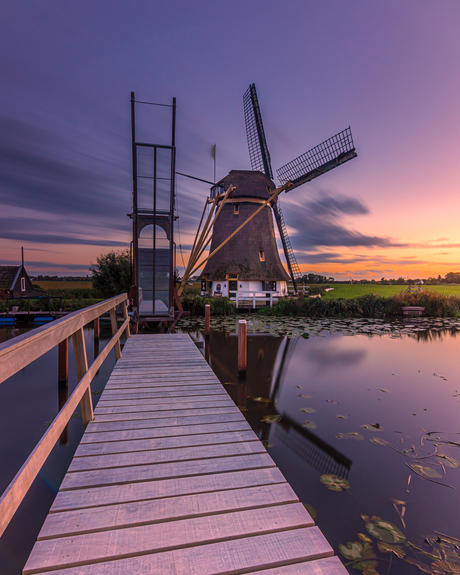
left=445, top=272, right=460, bottom=284
left=90, top=250, right=131, bottom=298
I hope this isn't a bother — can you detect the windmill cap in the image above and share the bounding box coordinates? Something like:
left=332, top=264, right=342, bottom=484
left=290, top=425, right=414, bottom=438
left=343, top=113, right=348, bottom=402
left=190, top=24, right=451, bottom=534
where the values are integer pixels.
left=216, top=170, right=277, bottom=202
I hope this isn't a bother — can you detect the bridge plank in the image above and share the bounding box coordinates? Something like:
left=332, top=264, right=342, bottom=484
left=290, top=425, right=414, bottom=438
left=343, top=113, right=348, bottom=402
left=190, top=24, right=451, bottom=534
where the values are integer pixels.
left=25, top=528, right=335, bottom=575
left=85, top=411, right=247, bottom=433
left=23, top=333, right=347, bottom=575
left=75, top=430, right=258, bottom=457
left=39, top=482, right=301, bottom=539
left=50, top=467, right=288, bottom=512
left=24, top=504, right=311, bottom=573
left=68, top=441, right=265, bottom=472
left=61, top=452, right=276, bottom=490
left=80, top=420, right=251, bottom=444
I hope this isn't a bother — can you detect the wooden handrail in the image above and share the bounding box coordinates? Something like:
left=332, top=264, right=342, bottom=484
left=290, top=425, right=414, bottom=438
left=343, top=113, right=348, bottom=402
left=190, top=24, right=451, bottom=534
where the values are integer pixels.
left=0, top=294, right=127, bottom=385
left=0, top=294, right=130, bottom=537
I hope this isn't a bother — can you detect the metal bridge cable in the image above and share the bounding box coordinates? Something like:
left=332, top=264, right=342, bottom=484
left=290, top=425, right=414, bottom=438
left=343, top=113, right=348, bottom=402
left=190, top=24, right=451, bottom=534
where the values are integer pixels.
left=174, top=182, right=186, bottom=272
left=133, top=99, right=173, bottom=108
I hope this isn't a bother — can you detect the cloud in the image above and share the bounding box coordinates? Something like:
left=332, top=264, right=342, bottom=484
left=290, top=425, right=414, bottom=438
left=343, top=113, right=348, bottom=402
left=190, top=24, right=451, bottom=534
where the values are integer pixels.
left=0, top=114, right=132, bottom=242
left=280, top=192, right=406, bottom=258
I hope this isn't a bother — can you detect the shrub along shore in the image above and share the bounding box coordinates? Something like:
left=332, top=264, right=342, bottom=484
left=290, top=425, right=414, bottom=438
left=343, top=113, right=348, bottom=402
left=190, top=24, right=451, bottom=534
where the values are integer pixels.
left=180, top=289, right=460, bottom=319
left=2, top=284, right=459, bottom=319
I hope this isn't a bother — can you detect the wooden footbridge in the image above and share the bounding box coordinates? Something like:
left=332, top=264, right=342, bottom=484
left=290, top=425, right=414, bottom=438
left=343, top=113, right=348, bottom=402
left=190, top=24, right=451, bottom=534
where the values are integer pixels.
left=0, top=296, right=347, bottom=574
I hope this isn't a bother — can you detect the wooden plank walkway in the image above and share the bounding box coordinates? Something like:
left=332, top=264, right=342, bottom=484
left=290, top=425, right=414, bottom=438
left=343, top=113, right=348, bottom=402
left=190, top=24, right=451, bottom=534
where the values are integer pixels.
left=23, top=334, right=347, bottom=575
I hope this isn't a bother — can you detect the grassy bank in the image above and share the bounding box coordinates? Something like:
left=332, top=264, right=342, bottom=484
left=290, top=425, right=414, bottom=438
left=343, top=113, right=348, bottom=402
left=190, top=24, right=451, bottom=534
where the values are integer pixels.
left=262, top=290, right=460, bottom=318
left=317, top=283, right=460, bottom=299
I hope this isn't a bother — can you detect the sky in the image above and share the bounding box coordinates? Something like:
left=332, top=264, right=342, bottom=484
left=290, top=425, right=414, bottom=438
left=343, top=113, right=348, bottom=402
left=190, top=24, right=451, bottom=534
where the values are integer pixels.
left=1, top=0, right=460, bottom=280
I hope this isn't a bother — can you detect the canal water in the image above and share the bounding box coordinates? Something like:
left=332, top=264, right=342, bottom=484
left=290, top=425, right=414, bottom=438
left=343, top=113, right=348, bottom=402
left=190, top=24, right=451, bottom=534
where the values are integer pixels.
left=1, top=317, right=459, bottom=574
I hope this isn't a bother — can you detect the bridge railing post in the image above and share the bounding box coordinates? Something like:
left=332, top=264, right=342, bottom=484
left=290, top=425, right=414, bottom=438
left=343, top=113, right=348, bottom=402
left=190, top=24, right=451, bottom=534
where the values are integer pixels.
left=110, top=308, right=122, bottom=360
left=72, top=327, right=93, bottom=429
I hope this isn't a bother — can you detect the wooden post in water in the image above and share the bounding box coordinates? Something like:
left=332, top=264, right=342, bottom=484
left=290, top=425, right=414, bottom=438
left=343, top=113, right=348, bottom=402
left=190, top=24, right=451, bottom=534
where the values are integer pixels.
left=94, top=317, right=100, bottom=340
left=58, top=338, right=68, bottom=388
left=204, top=304, right=210, bottom=338
left=238, top=319, right=247, bottom=377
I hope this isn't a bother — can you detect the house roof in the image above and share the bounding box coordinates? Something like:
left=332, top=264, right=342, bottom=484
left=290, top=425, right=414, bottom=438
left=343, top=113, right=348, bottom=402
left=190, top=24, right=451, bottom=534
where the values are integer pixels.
left=0, top=266, right=20, bottom=291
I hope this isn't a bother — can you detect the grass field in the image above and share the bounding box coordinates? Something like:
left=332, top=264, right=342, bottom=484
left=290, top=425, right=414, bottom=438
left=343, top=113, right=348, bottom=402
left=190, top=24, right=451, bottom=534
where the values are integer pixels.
left=319, top=284, right=460, bottom=299
left=34, top=281, right=92, bottom=290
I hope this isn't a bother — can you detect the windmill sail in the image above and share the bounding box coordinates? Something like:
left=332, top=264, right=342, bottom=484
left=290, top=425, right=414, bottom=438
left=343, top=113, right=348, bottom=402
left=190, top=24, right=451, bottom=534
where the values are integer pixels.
left=272, top=202, right=301, bottom=284
left=243, top=84, right=273, bottom=178
left=277, top=126, right=357, bottom=191
left=243, top=83, right=300, bottom=289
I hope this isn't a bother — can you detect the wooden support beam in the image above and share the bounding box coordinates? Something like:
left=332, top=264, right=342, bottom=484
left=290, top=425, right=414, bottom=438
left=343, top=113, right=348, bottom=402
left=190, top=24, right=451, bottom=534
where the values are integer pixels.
left=72, top=328, right=93, bottom=429
left=187, top=182, right=291, bottom=278
left=110, top=308, right=122, bottom=360
left=93, top=317, right=100, bottom=340
left=58, top=338, right=68, bottom=388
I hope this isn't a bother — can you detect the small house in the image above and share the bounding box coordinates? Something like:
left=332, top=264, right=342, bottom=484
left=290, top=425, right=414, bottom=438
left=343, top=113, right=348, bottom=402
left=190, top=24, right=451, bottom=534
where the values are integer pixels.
left=0, top=266, right=46, bottom=300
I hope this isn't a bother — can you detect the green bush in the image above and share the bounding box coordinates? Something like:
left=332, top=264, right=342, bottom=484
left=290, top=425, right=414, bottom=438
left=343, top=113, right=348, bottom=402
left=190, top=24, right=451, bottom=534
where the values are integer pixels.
left=180, top=295, right=235, bottom=316
left=259, top=290, right=460, bottom=319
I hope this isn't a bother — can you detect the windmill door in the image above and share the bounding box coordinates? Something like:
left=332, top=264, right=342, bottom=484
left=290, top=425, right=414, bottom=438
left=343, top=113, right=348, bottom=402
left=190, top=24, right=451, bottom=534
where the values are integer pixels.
left=228, top=274, right=238, bottom=300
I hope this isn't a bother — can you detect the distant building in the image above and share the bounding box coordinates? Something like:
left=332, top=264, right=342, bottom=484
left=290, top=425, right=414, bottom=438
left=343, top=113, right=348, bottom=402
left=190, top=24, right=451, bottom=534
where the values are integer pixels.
left=0, top=266, right=47, bottom=300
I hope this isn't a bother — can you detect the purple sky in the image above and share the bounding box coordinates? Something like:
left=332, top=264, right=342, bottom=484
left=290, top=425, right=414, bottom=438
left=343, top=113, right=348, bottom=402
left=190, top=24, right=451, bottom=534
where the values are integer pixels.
left=1, top=1, right=460, bottom=279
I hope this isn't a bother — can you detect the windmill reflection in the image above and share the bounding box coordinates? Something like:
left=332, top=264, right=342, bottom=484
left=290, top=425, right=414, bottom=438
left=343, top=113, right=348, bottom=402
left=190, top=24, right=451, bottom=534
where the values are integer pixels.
left=202, top=330, right=352, bottom=478
left=274, top=416, right=352, bottom=479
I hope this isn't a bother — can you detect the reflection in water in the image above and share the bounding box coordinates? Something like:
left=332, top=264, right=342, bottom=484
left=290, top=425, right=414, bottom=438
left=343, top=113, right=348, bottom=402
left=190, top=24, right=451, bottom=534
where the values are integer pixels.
left=193, top=323, right=460, bottom=575
left=302, top=344, right=366, bottom=370
left=58, top=385, right=69, bottom=446
left=274, top=415, right=352, bottom=479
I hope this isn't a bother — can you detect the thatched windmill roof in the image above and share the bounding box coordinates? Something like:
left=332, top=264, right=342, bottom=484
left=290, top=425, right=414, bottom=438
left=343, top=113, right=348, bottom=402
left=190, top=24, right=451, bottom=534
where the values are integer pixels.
left=201, top=170, right=290, bottom=281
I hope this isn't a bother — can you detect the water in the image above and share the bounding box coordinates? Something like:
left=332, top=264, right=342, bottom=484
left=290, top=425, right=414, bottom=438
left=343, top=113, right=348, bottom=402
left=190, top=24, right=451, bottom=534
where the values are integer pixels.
left=186, top=321, right=460, bottom=574
left=0, top=322, right=121, bottom=575
left=1, top=319, right=459, bottom=574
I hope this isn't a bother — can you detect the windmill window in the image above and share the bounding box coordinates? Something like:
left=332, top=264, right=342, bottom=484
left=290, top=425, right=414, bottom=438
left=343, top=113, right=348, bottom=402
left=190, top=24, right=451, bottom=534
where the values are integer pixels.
left=234, top=204, right=239, bottom=215
left=259, top=251, right=265, bottom=262
left=228, top=274, right=238, bottom=280
left=20, top=277, right=26, bottom=292
left=262, top=281, right=277, bottom=291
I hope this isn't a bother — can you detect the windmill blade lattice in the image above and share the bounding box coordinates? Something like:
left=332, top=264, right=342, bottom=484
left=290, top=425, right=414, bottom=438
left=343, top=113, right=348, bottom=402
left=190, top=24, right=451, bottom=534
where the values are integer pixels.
left=277, top=127, right=357, bottom=191
left=244, top=83, right=301, bottom=289
left=243, top=84, right=274, bottom=179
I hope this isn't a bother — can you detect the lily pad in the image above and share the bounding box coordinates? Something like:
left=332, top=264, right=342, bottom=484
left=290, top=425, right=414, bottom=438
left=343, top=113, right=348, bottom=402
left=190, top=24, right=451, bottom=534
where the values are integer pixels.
left=370, top=437, right=387, bottom=446
left=377, top=541, right=406, bottom=558
left=357, top=533, right=373, bottom=543
left=238, top=406, right=248, bottom=412
left=431, top=560, right=460, bottom=574
left=377, top=388, right=391, bottom=393
left=299, top=394, right=313, bottom=399
left=251, top=396, right=271, bottom=403
left=338, top=541, right=377, bottom=571
left=405, top=558, right=433, bottom=573
left=407, top=463, right=442, bottom=479
left=346, top=432, right=364, bottom=441
left=302, top=420, right=317, bottom=429
left=364, top=515, right=406, bottom=544
left=360, top=423, right=384, bottom=431
left=436, top=454, right=460, bottom=468
left=336, top=415, right=348, bottom=419
left=261, top=414, right=281, bottom=424
left=320, top=474, right=350, bottom=491
left=299, top=407, right=316, bottom=414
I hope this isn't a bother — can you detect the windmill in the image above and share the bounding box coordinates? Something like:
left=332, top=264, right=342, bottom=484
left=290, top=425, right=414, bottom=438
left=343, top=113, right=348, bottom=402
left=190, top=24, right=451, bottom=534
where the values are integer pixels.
left=177, top=84, right=357, bottom=300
